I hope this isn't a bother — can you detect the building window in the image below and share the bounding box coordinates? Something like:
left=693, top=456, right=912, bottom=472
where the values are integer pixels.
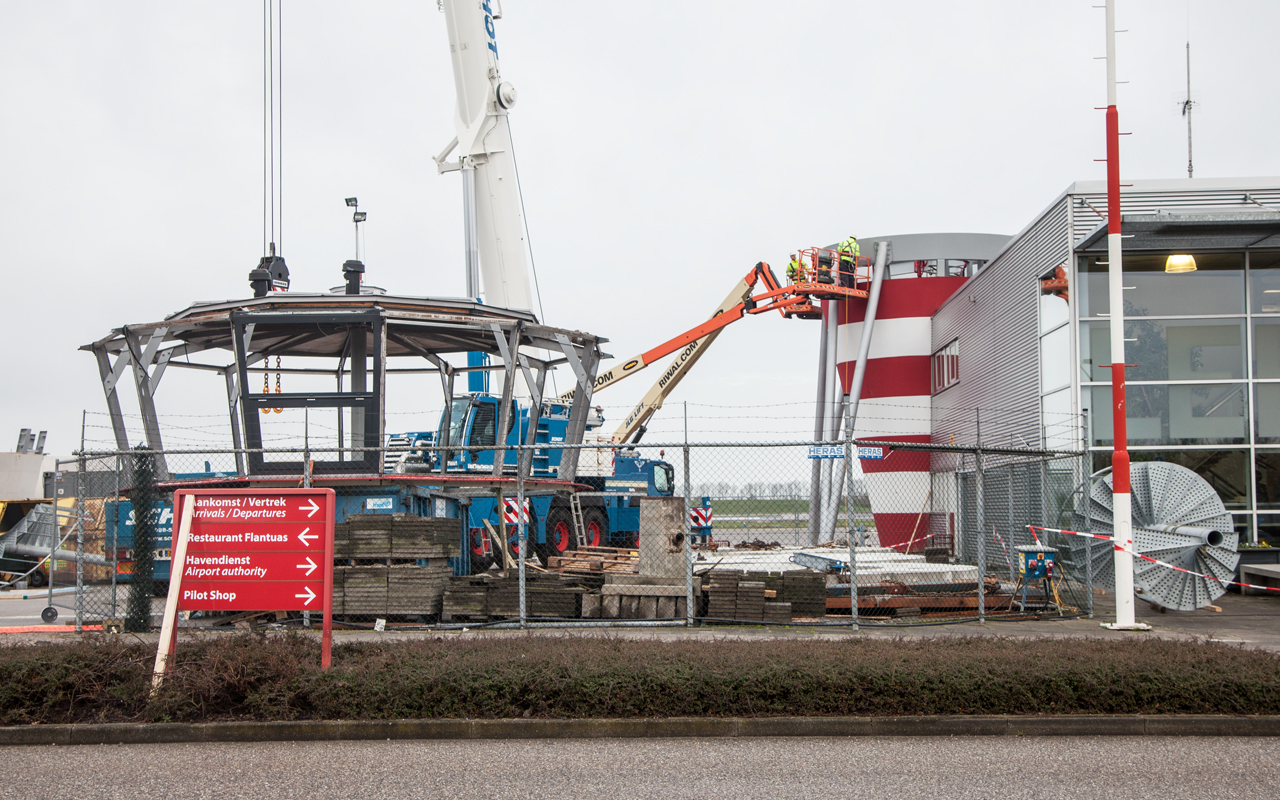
left=931, top=339, right=959, bottom=394
left=1259, top=514, right=1280, bottom=547
left=1040, top=325, right=1071, bottom=393
left=1088, top=384, right=1249, bottom=446
left=1079, top=252, right=1245, bottom=318
left=1080, top=319, right=1245, bottom=382
left=1042, top=387, right=1075, bottom=450
left=1090, top=449, right=1251, bottom=511
left=1257, top=451, right=1280, bottom=509
left=1249, top=251, right=1280, bottom=313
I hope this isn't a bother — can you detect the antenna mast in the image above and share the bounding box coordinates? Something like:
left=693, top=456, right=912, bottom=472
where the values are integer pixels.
left=1182, top=41, right=1195, bottom=178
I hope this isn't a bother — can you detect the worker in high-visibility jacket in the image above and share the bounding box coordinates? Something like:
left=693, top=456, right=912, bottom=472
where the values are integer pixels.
left=786, top=253, right=807, bottom=284
left=837, top=235, right=859, bottom=287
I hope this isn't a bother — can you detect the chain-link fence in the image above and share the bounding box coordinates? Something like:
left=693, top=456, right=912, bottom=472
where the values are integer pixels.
left=34, top=436, right=1090, bottom=632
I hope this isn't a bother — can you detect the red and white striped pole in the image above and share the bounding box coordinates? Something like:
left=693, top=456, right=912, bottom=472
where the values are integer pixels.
left=1101, top=0, right=1149, bottom=631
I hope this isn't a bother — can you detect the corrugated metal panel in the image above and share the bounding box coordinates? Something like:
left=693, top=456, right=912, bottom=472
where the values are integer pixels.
left=1069, top=187, right=1280, bottom=244
left=930, top=198, right=1070, bottom=449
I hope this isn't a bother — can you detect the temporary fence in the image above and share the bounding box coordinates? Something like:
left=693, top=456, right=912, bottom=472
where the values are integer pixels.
left=27, top=436, right=1094, bottom=632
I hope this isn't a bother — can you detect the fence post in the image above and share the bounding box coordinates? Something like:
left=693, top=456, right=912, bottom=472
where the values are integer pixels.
left=843, top=432, right=858, bottom=632
left=975, top=445, right=986, bottom=623
left=75, top=456, right=85, bottom=632
left=1082, top=409, right=1094, bottom=619
left=683, top=402, right=693, bottom=627
left=76, top=411, right=86, bottom=633
left=302, top=414, right=311, bottom=628
left=517, top=449, right=527, bottom=630
left=110, top=453, right=120, bottom=617
left=47, top=471, right=58, bottom=611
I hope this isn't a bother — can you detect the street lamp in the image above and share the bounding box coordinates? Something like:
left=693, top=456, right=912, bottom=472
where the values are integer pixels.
left=345, top=198, right=366, bottom=260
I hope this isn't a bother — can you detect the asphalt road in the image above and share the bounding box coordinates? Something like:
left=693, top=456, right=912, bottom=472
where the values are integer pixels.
left=5, top=736, right=1277, bottom=800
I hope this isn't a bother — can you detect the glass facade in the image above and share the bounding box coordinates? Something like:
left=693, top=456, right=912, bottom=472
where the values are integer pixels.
left=1258, top=515, right=1280, bottom=547
left=1073, top=248, right=1280, bottom=542
left=1039, top=272, right=1073, bottom=450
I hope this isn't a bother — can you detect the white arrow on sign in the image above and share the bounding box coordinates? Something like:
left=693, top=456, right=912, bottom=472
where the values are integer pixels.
left=297, top=527, right=317, bottom=547
left=296, top=556, right=317, bottom=576
left=301, top=498, right=320, bottom=518
left=295, top=586, right=316, bottom=606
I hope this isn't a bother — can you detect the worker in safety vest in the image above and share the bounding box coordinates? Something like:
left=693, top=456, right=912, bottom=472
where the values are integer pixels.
left=837, top=235, right=859, bottom=287
left=786, top=253, right=807, bottom=284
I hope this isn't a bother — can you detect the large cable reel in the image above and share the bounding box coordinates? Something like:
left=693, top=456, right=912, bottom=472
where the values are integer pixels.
left=1069, top=461, right=1239, bottom=611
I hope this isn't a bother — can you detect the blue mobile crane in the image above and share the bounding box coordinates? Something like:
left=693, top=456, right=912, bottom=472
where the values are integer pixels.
left=385, top=394, right=675, bottom=570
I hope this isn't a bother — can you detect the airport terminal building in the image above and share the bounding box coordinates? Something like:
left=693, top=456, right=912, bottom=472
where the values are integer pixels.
left=923, top=177, right=1280, bottom=545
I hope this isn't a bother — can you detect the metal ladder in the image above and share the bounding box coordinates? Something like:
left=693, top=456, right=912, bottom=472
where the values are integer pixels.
left=569, top=493, right=588, bottom=549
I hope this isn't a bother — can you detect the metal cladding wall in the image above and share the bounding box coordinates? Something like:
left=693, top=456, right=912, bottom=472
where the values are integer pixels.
left=930, top=197, right=1071, bottom=450
left=835, top=277, right=968, bottom=549
left=1066, top=179, right=1280, bottom=244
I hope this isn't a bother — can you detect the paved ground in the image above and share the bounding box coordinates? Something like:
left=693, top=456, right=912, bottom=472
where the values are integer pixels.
left=4, top=736, right=1278, bottom=799
left=3, top=583, right=1278, bottom=649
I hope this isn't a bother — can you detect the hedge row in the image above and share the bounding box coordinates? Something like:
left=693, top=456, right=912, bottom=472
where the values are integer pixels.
left=1, top=634, right=1276, bottom=725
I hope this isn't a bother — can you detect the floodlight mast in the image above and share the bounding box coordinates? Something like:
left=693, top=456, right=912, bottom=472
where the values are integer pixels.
left=1102, top=0, right=1148, bottom=632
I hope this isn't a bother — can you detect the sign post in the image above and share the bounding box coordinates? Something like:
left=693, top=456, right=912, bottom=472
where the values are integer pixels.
left=152, top=488, right=336, bottom=690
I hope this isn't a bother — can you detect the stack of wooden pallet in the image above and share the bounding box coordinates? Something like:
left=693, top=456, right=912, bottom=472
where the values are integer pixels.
left=332, top=514, right=460, bottom=617
left=441, top=575, right=489, bottom=621
left=335, top=567, right=386, bottom=616
left=496, top=572, right=587, bottom=619
left=781, top=570, right=827, bottom=618
left=763, top=600, right=792, bottom=624
left=387, top=563, right=452, bottom=616
left=704, top=571, right=739, bottom=619
left=546, top=546, right=638, bottom=575
left=736, top=580, right=767, bottom=621
left=440, top=572, right=591, bottom=621
left=338, top=514, right=459, bottom=560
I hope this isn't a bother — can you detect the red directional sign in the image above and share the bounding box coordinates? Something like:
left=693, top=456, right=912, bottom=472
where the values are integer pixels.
left=181, top=551, right=324, bottom=583
left=172, top=489, right=334, bottom=614
left=154, top=488, right=336, bottom=680
left=179, top=579, right=324, bottom=610
left=185, top=522, right=324, bottom=552
left=189, top=494, right=327, bottom=524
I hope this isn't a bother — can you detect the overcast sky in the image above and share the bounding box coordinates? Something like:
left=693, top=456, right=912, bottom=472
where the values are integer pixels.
left=3, top=1, right=1278, bottom=456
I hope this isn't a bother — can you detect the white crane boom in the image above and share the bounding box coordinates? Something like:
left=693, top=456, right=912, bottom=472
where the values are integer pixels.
left=436, top=0, right=533, bottom=315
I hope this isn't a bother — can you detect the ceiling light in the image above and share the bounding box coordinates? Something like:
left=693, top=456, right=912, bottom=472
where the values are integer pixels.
left=1165, top=254, right=1197, bottom=273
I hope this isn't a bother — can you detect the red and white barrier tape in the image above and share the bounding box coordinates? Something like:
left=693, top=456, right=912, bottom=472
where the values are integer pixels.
left=891, top=532, right=938, bottom=552
left=1027, top=524, right=1280, bottom=594
left=993, top=528, right=1014, bottom=574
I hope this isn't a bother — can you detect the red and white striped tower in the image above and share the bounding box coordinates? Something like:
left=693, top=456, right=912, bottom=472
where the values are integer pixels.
left=835, top=276, right=966, bottom=550
left=1101, top=0, right=1147, bottom=630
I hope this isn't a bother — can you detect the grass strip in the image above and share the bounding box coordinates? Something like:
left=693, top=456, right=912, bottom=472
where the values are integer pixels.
left=1, top=634, right=1276, bottom=725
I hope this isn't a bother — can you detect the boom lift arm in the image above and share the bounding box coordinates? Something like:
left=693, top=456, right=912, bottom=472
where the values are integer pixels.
left=561, top=258, right=872, bottom=442
left=612, top=263, right=777, bottom=443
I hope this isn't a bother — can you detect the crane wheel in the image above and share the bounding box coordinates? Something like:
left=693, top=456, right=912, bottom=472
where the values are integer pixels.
left=582, top=509, right=606, bottom=549
left=541, top=508, right=574, bottom=562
